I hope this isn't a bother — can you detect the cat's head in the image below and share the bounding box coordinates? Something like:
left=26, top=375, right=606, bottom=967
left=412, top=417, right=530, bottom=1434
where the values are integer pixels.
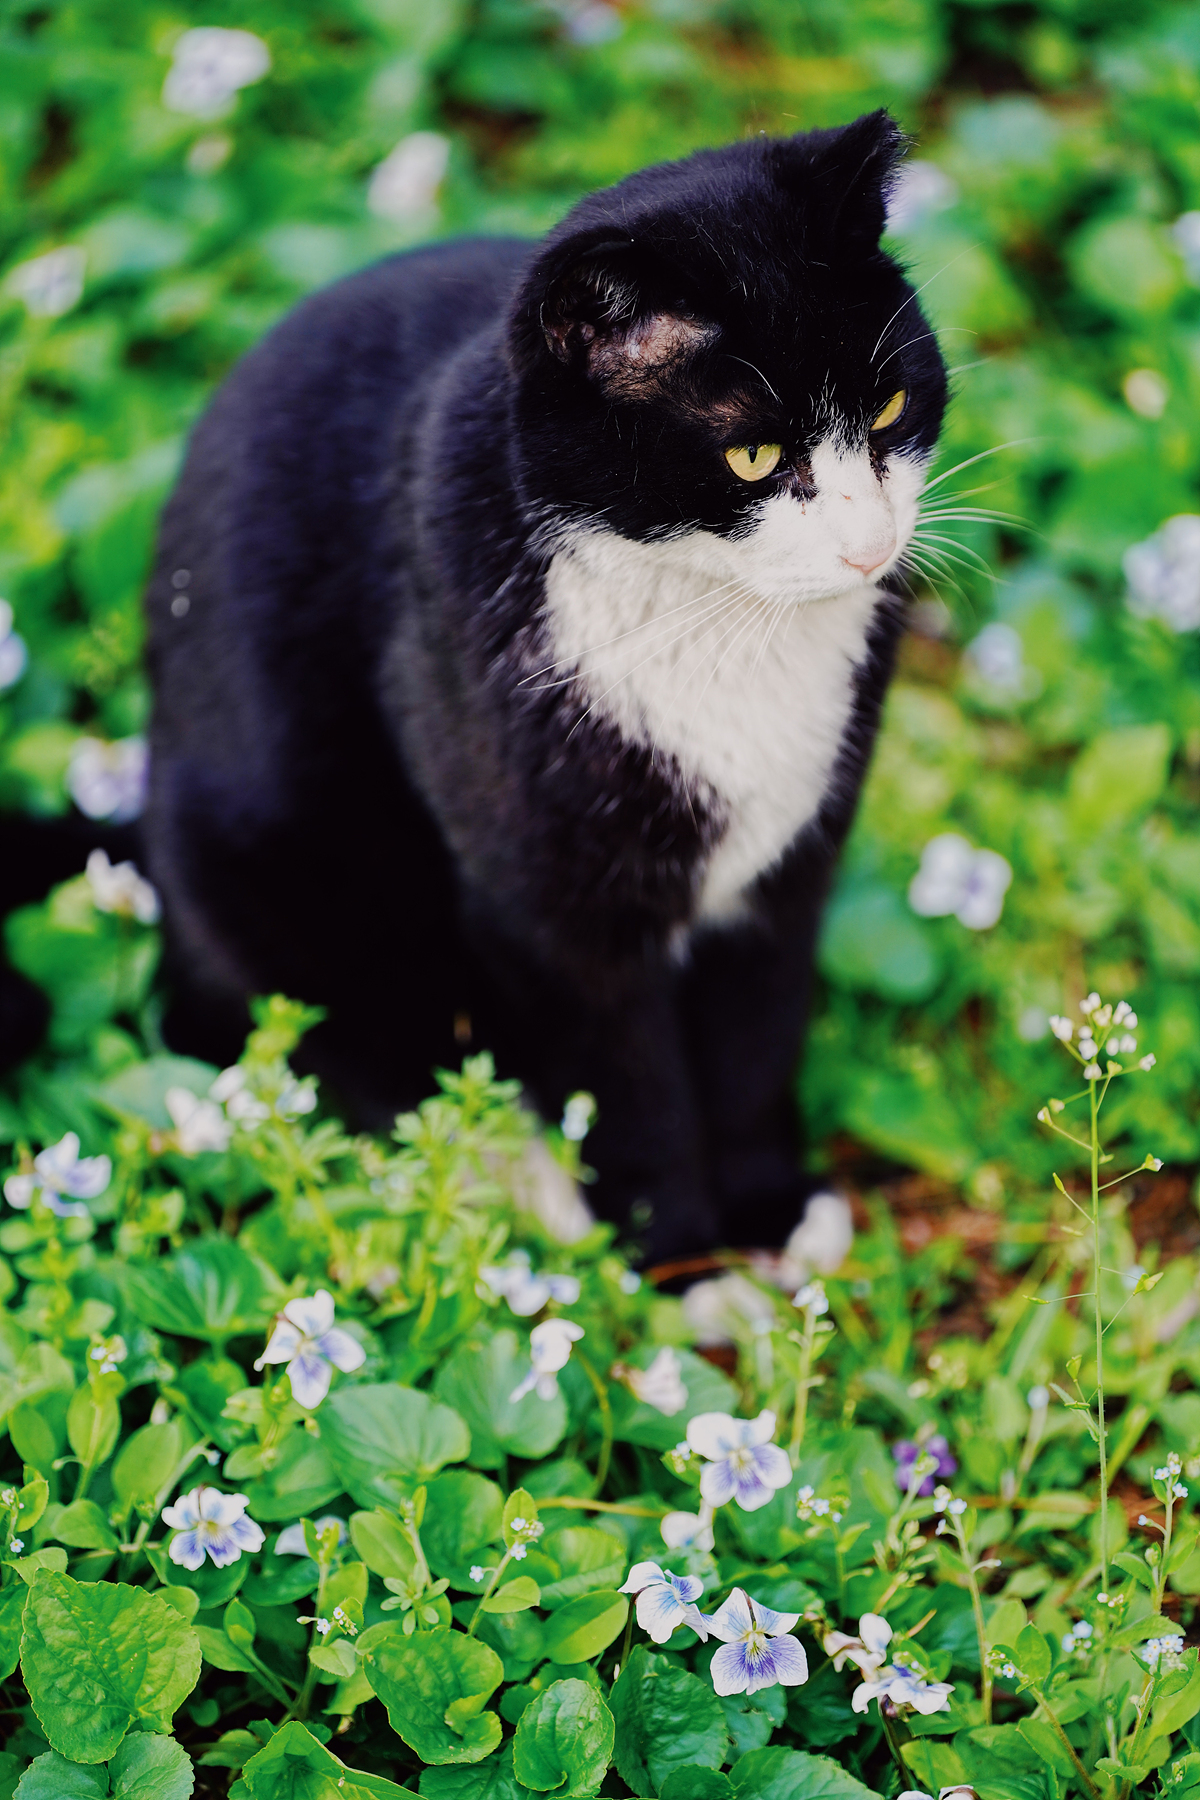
left=508, top=110, right=946, bottom=604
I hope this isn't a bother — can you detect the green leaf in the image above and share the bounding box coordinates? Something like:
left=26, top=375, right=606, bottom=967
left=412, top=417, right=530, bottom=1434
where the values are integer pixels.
left=433, top=1332, right=567, bottom=1467
left=109, top=1733, right=195, bottom=1800
left=610, top=1647, right=727, bottom=1793
left=0, top=1580, right=25, bottom=1681
left=229, top=1720, right=412, bottom=1797
left=365, top=1626, right=503, bottom=1764
left=419, top=1745, right=536, bottom=1799
left=66, top=1387, right=120, bottom=1475
left=1015, top=1623, right=1050, bottom=1684
left=52, top=1500, right=118, bottom=1551
left=503, top=1492, right=539, bottom=1549
left=14, top=1753, right=108, bottom=1798
left=321, top=1384, right=470, bottom=1508
left=111, top=1423, right=181, bottom=1515
left=349, top=1509, right=418, bottom=1581
left=423, top=1472, right=504, bottom=1580
left=537, top=1530, right=626, bottom=1608
left=659, top=1773, right=734, bottom=1800
left=513, top=1679, right=614, bottom=1797
left=609, top=1350, right=736, bottom=1451
left=120, top=1238, right=281, bottom=1342
left=244, top=1429, right=342, bottom=1523
left=192, top=1625, right=259, bottom=1674
left=1154, top=1647, right=1200, bottom=1739
left=20, top=1574, right=201, bottom=1762
left=483, top=1578, right=540, bottom=1614
left=9, top=1403, right=60, bottom=1478
left=729, top=1749, right=884, bottom=1800
left=1067, top=723, right=1172, bottom=833
left=542, top=1591, right=627, bottom=1666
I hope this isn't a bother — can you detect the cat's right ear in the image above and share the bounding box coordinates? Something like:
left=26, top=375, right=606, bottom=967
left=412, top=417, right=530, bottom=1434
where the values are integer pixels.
left=511, top=239, right=714, bottom=392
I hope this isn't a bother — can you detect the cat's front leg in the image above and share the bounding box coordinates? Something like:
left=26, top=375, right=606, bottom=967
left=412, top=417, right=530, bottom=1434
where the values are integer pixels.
left=678, top=912, right=823, bottom=1251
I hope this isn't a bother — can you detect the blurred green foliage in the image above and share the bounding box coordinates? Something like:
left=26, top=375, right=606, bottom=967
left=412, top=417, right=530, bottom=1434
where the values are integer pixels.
left=3, top=0, right=1200, bottom=1199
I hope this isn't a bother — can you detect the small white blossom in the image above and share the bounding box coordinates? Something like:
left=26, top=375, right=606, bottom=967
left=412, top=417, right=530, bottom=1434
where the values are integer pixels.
left=853, top=1658, right=954, bottom=1716
left=1049, top=1016, right=1073, bottom=1042
left=561, top=1092, right=596, bottom=1142
left=9, top=1539, right=22, bottom=1555
left=165, top=1087, right=233, bottom=1155
left=1125, top=515, right=1200, bottom=632
left=162, top=1486, right=264, bottom=1569
left=784, top=1192, right=854, bottom=1278
left=623, top=1346, right=688, bottom=1416
left=479, top=1250, right=581, bottom=1317
left=1027, top=1385, right=1049, bottom=1410
left=1144, top=1635, right=1186, bottom=1669
left=67, top=736, right=148, bottom=823
left=825, top=1613, right=892, bottom=1676
left=618, top=1270, right=642, bottom=1294
left=86, top=848, right=160, bottom=924
left=163, top=28, right=271, bottom=119
left=660, top=1506, right=715, bottom=1553
left=0, top=600, right=27, bottom=691
left=509, top=1318, right=585, bottom=1403
left=909, top=833, right=1012, bottom=931
left=254, top=1290, right=366, bottom=1409
left=619, top=1562, right=709, bottom=1644
left=469, top=1565, right=486, bottom=1583
left=511, top=1543, right=527, bottom=1560
left=1080, top=992, right=1100, bottom=1015
left=5, top=246, right=86, bottom=318
left=315, top=1617, right=331, bottom=1635
left=1083, top=1062, right=1102, bottom=1081
left=1141, top=1054, right=1157, bottom=1071
left=686, top=1410, right=792, bottom=1513
left=794, top=1281, right=829, bottom=1315
left=367, top=132, right=450, bottom=225
left=708, top=1589, right=809, bottom=1696
left=5, top=1131, right=111, bottom=1219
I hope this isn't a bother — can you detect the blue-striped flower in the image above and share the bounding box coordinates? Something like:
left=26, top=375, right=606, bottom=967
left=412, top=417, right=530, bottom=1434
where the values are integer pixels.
left=620, top=1562, right=709, bottom=1644
left=708, top=1589, right=809, bottom=1696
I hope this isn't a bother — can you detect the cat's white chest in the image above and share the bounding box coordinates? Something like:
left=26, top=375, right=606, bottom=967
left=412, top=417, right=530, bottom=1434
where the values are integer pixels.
left=540, top=529, right=881, bottom=922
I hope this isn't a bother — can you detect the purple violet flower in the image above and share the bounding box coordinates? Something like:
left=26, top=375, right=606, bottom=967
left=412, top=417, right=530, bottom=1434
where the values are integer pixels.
left=893, top=1435, right=956, bottom=1496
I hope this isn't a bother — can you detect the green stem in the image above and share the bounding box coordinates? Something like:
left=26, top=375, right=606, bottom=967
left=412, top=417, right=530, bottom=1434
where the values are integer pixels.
left=467, top=1548, right=515, bottom=1637
left=536, top=1497, right=661, bottom=1517
left=789, top=1306, right=817, bottom=1464
left=1091, top=1078, right=1109, bottom=1593
left=575, top=1353, right=614, bottom=1496
left=1031, top=1686, right=1102, bottom=1799
left=617, top=1602, right=635, bottom=1680
left=952, top=1516, right=992, bottom=1726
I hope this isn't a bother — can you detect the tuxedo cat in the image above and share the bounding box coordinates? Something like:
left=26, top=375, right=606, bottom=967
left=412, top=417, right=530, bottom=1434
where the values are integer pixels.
left=144, top=108, right=947, bottom=1260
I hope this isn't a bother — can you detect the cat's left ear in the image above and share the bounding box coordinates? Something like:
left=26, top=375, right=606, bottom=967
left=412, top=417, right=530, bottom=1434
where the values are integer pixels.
left=510, top=237, right=714, bottom=390
left=789, top=109, right=907, bottom=256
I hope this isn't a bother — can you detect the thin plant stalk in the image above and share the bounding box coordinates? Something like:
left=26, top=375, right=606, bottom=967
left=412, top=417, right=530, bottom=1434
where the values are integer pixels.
left=946, top=1508, right=993, bottom=1725
left=1090, top=1078, right=1109, bottom=1593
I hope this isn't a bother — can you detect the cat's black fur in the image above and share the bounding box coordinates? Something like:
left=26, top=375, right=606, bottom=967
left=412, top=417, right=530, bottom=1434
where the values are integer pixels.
left=138, top=109, right=946, bottom=1260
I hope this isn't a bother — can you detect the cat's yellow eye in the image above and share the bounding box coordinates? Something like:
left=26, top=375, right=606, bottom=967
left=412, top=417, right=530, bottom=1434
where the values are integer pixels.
left=871, top=390, right=907, bottom=432
left=725, top=443, right=782, bottom=482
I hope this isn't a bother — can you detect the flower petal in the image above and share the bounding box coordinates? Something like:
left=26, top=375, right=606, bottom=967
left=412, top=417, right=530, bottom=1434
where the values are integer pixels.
left=636, top=1585, right=687, bottom=1644
left=685, top=1411, right=739, bottom=1460
left=707, top=1588, right=754, bottom=1643
left=3, top=1174, right=35, bottom=1210
left=763, top=1632, right=809, bottom=1686
left=699, top=1460, right=738, bottom=1509
left=288, top=1351, right=333, bottom=1410
left=744, top=1410, right=779, bottom=1448
left=749, top=1443, right=792, bottom=1492
left=728, top=1465, right=776, bottom=1512
left=257, top=1320, right=304, bottom=1366
left=620, top=1562, right=666, bottom=1594
left=168, top=1530, right=206, bottom=1571
left=852, top=1677, right=888, bottom=1713
left=228, top=1514, right=266, bottom=1553
left=316, top=1327, right=366, bottom=1373
left=749, top=1597, right=800, bottom=1637
left=284, top=1290, right=335, bottom=1338
left=669, top=1572, right=704, bottom=1604
left=161, top=1494, right=201, bottom=1531
left=710, top=1640, right=755, bottom=1695
left=860, top=1613, right=893, bottom=1656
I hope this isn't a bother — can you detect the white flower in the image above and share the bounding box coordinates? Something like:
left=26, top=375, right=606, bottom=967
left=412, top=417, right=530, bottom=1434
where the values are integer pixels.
left=367, top=132, right=450, bottom=225
left=784, top=1193, right=853, bottom=1278
left=210, top=1066, right=270, bottom=1127
left=1048, top=1016, right=1073, bottom=1042
left=963, top=622, right=1035, bottom=699
left=1124, top=369, right=1169, bottom=420
left=254, top=1291, right=366, bottom=1409
left=682, top=1272, right=776, bottom=1347
left=1141, top=1054, right=1157, bottom=1071
left=315, top=1617, right=331, bottom=1635
left=274, top=1516, right=347, bottom=1556
left=1144, top=1635, right=1186, bottom=1669
left=561, top=1092, right=596, bottom=1142
left=825, top=1613, right=892, bottom=1676
left=469, top=1565, right=486, bottom=1582
left=165, top=1087, right=233, bottom=1155
left=509, top=1318, right=585, bottom=1403
left=708, top=1589, right=809, bottom=1696
left=619, top=1270, right=642, bottom=1295
left=793, top=1281, right=829, bottom=1315
left=67, top=736, right=149, bottom=823
left=1027, top=1385, right=1049, bottom=1410
left=885, top=160, right=957, bottom=232
left=1083, top=1063, right=1102, bottom=1081
left=852, top=1659, right=954, bottom=1716
left=620, top=1561, right=709, bottom=1644
left=660, top=1506, right=715, bottom=1553
left=9, top=1540, right=22, bottom=1555
left=624, top=1347, right=688, bottom=1416
left=1125, top=515, right=1200, bottom=632
left=85, top=848, right=160, bottom=924
left=1080, top=991, right=1100, bottom=1015
left=162, top=1487, right=264, bottom=1569
left=4, top=1131, right=111, bottom=1219
left=686, top=1410, right=792, bottom=1513
left=479, top=1251, right=581, bottom=1317
left=5, top=247, right=86, bottom=318
left=909, top=833, right=1012, bottom=931
left=0, top=601, right=27, bottom=692
left=162, top=28, right=271, bottom=120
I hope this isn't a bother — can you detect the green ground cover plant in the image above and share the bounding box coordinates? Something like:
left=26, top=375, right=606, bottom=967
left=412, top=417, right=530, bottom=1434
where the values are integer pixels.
left=5, top=0, right=1200, bottom=1793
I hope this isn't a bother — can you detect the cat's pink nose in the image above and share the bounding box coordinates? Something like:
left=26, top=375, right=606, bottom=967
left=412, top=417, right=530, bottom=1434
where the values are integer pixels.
left=843, top=539, right=896, bottom=576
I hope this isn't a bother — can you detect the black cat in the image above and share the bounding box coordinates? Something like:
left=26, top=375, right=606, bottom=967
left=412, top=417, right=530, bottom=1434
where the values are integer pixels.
left=142, top=108, right=947, bottom=1260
